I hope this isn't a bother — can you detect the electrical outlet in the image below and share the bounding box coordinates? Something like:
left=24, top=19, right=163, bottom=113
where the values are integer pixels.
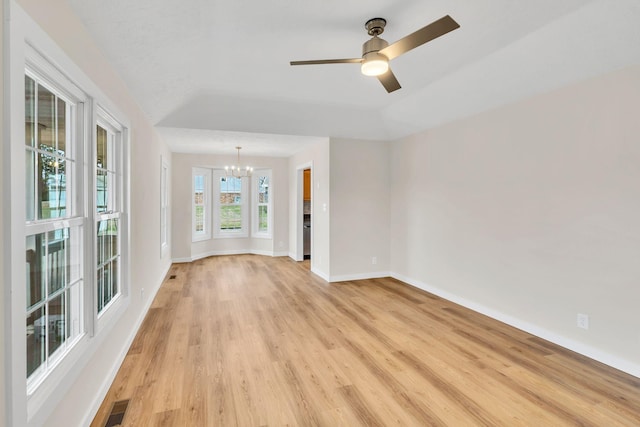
left=577, top=313, right=589, bottom=330
left=371, top=256, right=377, bottom=265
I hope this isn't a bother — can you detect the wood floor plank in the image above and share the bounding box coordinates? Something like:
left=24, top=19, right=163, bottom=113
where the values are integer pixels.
left=91, top=255, right=640, bottom=426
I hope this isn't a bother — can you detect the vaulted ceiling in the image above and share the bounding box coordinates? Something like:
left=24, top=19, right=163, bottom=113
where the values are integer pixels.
left=68, top=0, right=640, bottom=155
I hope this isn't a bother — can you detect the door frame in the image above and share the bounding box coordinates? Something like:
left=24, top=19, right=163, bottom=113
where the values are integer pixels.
left=295, top=162, right=312, bottom=261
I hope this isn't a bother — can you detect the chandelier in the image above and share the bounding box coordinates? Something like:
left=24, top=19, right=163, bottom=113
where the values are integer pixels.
left=225, top=146, right=253, bottom=178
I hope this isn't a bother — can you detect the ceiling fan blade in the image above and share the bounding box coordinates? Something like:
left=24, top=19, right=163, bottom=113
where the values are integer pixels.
left=377, top=69, right=401, bottom=93
left=290, top=58, right=362, bottom=66
left=378, top=15, right=459, bottom=61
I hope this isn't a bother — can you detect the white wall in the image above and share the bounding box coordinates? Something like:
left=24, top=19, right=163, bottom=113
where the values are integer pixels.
left=288, top=139, right=331, bottom=279
left=329, top=138, right=390, bottom=281
left=1, top=1, right=6, bottom=423
left=9, top=0, right=173, bottom=425
left=390, top=65, right=640, bottom=375
left=172, top=152, right=289, bottom=261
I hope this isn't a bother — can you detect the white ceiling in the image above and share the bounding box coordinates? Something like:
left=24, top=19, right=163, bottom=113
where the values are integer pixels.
left=68, top=0, right=640, bottom=156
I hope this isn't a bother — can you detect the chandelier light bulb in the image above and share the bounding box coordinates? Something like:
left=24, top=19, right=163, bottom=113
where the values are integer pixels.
left=224, top=147, right=253, bottom=178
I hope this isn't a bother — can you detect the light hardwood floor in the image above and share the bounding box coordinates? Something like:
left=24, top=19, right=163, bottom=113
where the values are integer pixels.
left=91, top=255, right=640, bottom=426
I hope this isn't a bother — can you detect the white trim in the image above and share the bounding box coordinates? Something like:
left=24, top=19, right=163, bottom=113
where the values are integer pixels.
left=160, top=157, right=169, bottom=256
left=390, top=271, right=640, bottom=380
left=174, top=249, right=289, bottom=263
left=80, top=261, right=170, bottom=426
left=329, top=271, right=390, bottom=283
left=310, top=267, right=330, bottom=282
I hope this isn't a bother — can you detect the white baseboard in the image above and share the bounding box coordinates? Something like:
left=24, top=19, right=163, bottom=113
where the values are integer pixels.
left=311, top=267, right=330, bottom=282
left=330, top=271, right=390, bottom=283
left=173, top=249, right=286, bottom=263
left=82, top=261, right=170, bottom=425
left=390, top=271, right=640, bottom=379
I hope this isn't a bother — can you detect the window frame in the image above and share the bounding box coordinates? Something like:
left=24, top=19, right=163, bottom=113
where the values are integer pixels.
left=24, top=60, right=88, bottom=395
left=213, top=170, right=249, bottom=239
left=252, top=170, right=273, bottom=239
left=94, top=110, right=124, bottom=317
left=192, top=167, right=211, bottom=241
left=160, top=158, right=169, bottom=254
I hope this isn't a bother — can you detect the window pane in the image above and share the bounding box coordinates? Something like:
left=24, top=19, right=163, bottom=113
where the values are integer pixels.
left=57, top=98, right=67, bottom=156
left=97, top=125, right=108, bottom=170
left=97, top=218, right=119, bottom=313
left=96, top=172, right=108, bottom=213
left=111, top=257, right=119, bottom=301
left=108, top=219, right=119, bottom=259
left=48, top=293, right=66, bottom=356
left=67, top=283, right=82, bottom=340
left=194, top=175, right=203, bottom=193
left=48, top=229, right=69, bottom=296
left=97, top=221, right=104, bottom=266
left=258, top=205, right=268, bottom=232
left=97, top=266, right=104, bottom=312
left=220, top=205, right=242, bottom=230
left=258, top=176, right=269, bottom=203
left=25, top=76, right=35, bottom=147
left=26, top=150, right=36, bottom=221
left=38, top=153, right=67, bottom=219
left=97, top=220, right=113, bottom=265
left=37, top=84, right=55, bottom=151
left=220, top=177, right=241, bottom=204
left=195, top=206, right=204, bottom=232
left=27, top=306, right=46, bottom=378
left=102, top=262, right=112, bottom=308
left=26, top=234, right=45, bottom=309
left=68, top=227, right=82, bottom=284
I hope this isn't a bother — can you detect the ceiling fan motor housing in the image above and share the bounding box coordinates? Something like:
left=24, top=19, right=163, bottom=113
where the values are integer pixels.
left=362, top=36, right=389, bottom=57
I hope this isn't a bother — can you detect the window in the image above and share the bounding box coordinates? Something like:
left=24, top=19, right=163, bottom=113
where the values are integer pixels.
left=21, top=50, right=130, bottom=400
left=25, top=72, right=84, bottom=386
left=160, top=159, right=169, bottom=252
left=192, top=168, right=211, bottom=241
left=11, top=16, right=132, bottom=423
left=95, top=115, right=123, bottom=314
left=252, top=171, right=272, bottom=238
left=213, top=171, right=248, bottom=238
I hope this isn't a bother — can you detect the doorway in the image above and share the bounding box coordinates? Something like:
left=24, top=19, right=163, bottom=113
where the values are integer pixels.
left=303, top=168, right=311, bottom=260
left=295, top=162, right=312, bottom=263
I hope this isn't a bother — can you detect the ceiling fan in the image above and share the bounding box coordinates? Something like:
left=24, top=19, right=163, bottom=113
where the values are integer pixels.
left=290, top=15, right=460, bottom=93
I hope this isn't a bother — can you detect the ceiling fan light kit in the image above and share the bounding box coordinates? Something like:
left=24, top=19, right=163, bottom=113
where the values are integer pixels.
left=361, top=27, right=390, bottom=76
left=290, top=15, right=460, bottom=93
left=361, top=53, right=389, bottom=76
